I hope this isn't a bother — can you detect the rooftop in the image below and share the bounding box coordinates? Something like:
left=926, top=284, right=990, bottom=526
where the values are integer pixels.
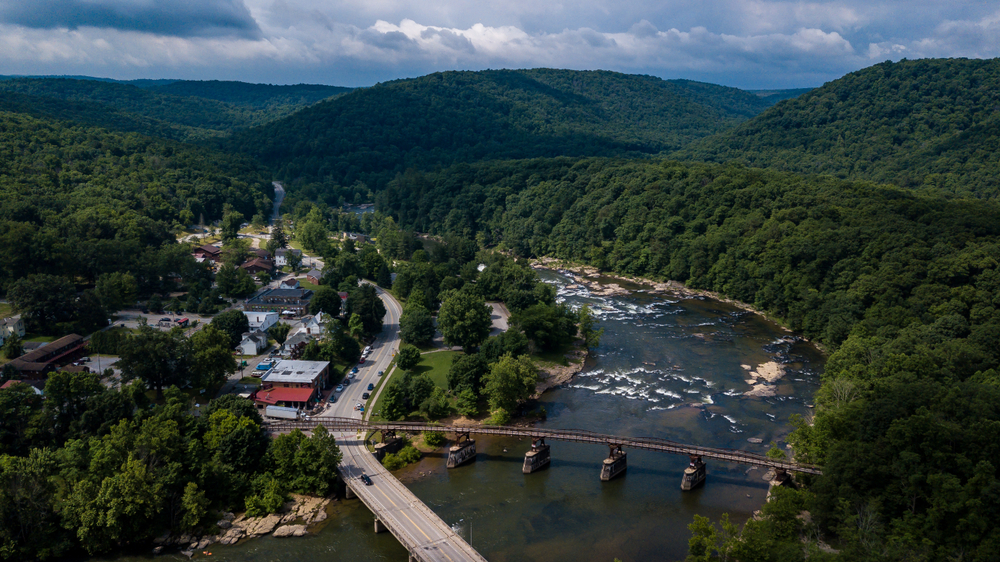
left=261, top=359, right=329, bottom=384
left=254, top=386, right=315, bottom=405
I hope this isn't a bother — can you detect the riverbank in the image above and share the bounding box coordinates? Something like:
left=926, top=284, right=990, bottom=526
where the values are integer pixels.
left=153, top=494, right=333, bottom=557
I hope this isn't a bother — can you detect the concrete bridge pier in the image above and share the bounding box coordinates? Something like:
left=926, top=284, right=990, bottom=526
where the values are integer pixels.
left=344, top=483, right=357, bottom=499
left=374, top=517, right=387, bottom=533
left=523, top=437, right=551, bottom=473
left=600, top=444, right=627, bottom=481
left=373, top=430, right=404, bottom=462
left=681, top=455, right=707, bottom=490
left=447, top=431, right=477, bottom=468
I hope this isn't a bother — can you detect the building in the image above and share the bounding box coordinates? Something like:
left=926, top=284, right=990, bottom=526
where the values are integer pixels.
left=236, top=329, right=269, bottom=355
left=0, top=315, right=25, bottom=346
left=342, top=232, right=368, bottom=244
left=8, top=334, right=86, bottom=376
left=244, top=287, right=313, bottom=317
left=0, top=380, right=43, bottom=395
left=305, top=269, right=323, bottom=285
left=299, top=311, right=329, bottom=336
left=279, top=278, right=301, bottom=290
left=252, top=359, right=330, bottom=410
left=244, top=311, right=279, bottom=332
left=241, top=258, right=274, bottom=275
left=193, top=244, right=222, bottom=263
left=251, top=248, right=272, bottom=260
left=274, top=248, right=302, bottom=267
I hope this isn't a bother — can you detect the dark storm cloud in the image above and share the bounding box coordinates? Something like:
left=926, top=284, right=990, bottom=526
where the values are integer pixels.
left=0, top=0, right=261, bottom=38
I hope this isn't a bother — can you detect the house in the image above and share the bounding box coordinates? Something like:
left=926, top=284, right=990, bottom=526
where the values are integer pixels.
left=243, top=288, right=313, bottom=317
left=243, top=311, right=279, bottom=332
left=274, top=248, right=302, bottom=267
left=193, top=244, right=222, bottom=263
left=8, top=334, right=86, bottom=376
left=252, top=248, right=271, bottom=260
left=253, top=386, right=316, bottom=411
left=299, top=312, right=328, bottom=336
left=279, top=278, right=301, bottom=290
left=236, top=329, right=269, bottom=355
left=0, top=380, right=44, bottom=395
left=241, top=258, right=274, bottom=275
left=0, top=315, right=25, bottom=346
left=306, top=269, right=323, bottom=285
left=342, top=232, right=368, bottom=244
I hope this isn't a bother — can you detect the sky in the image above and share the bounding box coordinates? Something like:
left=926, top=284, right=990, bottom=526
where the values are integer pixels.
left=0, top=0, right=997, bottom=89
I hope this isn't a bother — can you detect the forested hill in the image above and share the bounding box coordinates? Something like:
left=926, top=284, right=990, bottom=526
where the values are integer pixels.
left=0, top=110, right=271, bottom=292
left=378, top=156, right=1000, bottom=557
left=0, top=77, right=345, bottom=142
left=675, top=58, right=1000, bottom=199
left=139, top=80, right=351, bottom=111
left=232, top=68, right=796, bottom=189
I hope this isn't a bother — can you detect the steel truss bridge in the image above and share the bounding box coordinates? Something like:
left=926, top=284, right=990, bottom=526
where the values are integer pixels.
left=268, top=417, right=823, bottom=475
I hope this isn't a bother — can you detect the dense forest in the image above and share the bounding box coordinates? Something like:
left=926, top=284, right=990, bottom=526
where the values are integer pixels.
left=676, top=58, right=1000, bottom=199
left=232, top=69, right=794, bottom=190
left=378, top=156, right=1000, bottom=559
left=0, top=78, right=347, bottom=142
left=0, top=110, right=271, bottom=294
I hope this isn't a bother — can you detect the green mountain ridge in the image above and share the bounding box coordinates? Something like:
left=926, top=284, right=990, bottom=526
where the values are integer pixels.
left=232, top=68, right=802, bottom=190
left=0, top=77, right=350, bottom=143
left=675, top=58, right=1000, bottom=199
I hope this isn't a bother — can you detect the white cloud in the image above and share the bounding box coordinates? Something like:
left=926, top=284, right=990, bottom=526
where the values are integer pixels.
left=0, top=1, right=997, bottom=88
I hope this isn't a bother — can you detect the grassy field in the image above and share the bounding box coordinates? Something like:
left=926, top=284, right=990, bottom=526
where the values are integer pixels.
left=0, top=302, right=13, bottom=317
left=411, top=350, right=459, bottom=389
left=299, top=279, right=321, bottom=291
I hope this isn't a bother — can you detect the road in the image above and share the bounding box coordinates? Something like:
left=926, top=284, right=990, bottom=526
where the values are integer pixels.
left=318, top=286, right=485, bottom=562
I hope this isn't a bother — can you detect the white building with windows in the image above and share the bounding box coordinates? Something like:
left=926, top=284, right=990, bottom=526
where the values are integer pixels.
left=243, top=311, right=279, bottom=332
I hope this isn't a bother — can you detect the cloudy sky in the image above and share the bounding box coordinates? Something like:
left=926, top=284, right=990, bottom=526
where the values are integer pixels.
left=0, top=0, right=997, bottom=89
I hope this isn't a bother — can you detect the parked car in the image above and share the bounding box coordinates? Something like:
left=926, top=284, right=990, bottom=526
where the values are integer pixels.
left=378, top=370, right=384, bottom=376
left=335, top=385, right=344, bottom=392
left=351, top=367, right=359, bottom=374
left=358, top=358, right=365, bottom=364
left=362, top=392, right=370, bottom=400
left=367, top=383, right=374, bottom=391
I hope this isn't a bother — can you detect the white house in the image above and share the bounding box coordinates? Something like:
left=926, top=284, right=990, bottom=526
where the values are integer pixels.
left=279, top=278, right=301, bottom=290
left=299, top=311, right=329, bottom=336
left=236, top=329, right=269, bottom=356
left=243, top=311, right=279, bottom=332
left=274, top=248, right=302, bottom=267
left=0, top=315, right=25, bottom=346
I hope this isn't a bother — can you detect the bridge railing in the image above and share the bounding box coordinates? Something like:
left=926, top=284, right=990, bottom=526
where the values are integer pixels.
left=268, top=418, right=822, bottom=475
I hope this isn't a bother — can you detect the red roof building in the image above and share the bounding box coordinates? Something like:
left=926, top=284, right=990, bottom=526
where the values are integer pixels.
left=252, top=386, right=316, bottom=410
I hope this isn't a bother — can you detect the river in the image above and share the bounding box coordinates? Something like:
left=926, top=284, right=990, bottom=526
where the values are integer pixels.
left=106, top=270, right=824, bottom=562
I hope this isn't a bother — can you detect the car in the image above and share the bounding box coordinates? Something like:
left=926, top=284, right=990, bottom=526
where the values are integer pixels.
left=360, top=473, right=372, bottom=486
left=378, top=370, right=384, bottom=376
left=348, top=372, right=356, bottom=379
left=362, top=392, right=370, bottom=400
left=359, top=405, right=365, bottom=412
left=367, top=383, right=374, bottom=391
left=159, top=317, right=171, bottom=323
left=335, top=385, right=344, bottom=392
left=358, top=358, right=365, bottom=364
left=351, top=367, right=358, bottom=374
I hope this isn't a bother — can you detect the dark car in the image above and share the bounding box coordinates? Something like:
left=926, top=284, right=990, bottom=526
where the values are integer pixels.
left=360, top=473, right=373, bottom=486
left=362, top=392, right=370, bottom=400
left=367, top=383, right=374, bottom=391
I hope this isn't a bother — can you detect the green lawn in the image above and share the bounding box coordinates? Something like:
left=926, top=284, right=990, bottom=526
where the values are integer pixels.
left=0, top=302, right=13, bottom=318
left=299, top=279, right=320, bottom=291
left=23, top=334, right=58, bottom=343
left=411, top=350, right=459, bottom=389
left=531, top=341, right=575, bottom=367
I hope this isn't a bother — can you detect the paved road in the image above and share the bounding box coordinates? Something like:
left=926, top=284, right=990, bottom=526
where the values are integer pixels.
left=319, top=286, right=485, bottom=562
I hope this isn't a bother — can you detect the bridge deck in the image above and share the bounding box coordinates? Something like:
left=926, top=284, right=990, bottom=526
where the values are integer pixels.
left=269, top=418, right=822, bottom=475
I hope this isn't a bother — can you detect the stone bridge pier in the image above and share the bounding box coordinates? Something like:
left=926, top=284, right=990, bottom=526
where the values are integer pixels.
left=447, top=431, right=477, bottom=468
left=600, top=444, right=627, bottom=481
left=523, top=437, right=551, bottom=473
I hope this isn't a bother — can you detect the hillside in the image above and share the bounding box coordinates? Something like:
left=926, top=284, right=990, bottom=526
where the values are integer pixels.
left=675, top=58, right=1000, bottom=199
left=232, top=69, right=791, bottom=190
left=377, top=156, right=1000, bottom=556
left=0, top=77, right=347, bottom=142
left=0, top=110, right=271, bottom=292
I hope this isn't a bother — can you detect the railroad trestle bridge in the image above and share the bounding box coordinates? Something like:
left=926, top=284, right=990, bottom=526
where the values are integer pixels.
left=268, top=417, right=823, bottom=480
